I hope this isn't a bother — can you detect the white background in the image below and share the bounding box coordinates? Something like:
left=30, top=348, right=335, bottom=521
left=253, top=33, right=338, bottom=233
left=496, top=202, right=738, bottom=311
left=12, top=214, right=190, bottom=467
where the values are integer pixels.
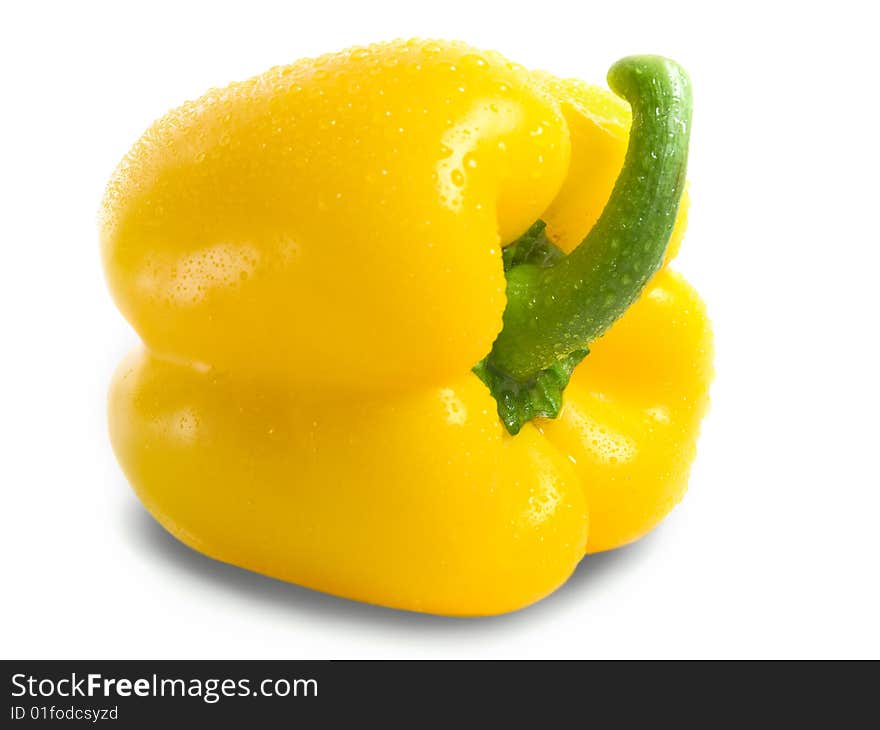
left=2, top=0, right=878, bottom=659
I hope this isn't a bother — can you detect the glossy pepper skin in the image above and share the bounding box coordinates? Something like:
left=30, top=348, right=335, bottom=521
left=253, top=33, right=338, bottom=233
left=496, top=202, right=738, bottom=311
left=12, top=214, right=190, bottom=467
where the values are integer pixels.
left=103, top=40, right=713, bottom=616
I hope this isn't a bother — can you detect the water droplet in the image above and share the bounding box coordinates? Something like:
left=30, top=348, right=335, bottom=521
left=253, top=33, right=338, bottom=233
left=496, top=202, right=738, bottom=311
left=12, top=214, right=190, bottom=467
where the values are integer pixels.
left=461, top=54, right=488, bottom=69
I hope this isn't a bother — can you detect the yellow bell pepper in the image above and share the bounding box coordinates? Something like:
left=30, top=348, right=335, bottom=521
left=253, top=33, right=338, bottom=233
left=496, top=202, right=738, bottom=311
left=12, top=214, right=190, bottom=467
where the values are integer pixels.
left=102, top=39, right=713, bottom=616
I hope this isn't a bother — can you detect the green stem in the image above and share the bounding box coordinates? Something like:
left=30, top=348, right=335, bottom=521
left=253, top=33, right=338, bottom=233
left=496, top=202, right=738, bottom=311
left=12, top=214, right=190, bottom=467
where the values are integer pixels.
left=475, top=56, right=692, bottom=434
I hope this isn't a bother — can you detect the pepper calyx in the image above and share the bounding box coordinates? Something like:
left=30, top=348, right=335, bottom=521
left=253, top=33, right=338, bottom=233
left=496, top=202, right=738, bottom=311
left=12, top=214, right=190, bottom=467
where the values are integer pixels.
left=473, top=347, right=587, bottom=435
left=474, top=220, right=581, bottom=435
